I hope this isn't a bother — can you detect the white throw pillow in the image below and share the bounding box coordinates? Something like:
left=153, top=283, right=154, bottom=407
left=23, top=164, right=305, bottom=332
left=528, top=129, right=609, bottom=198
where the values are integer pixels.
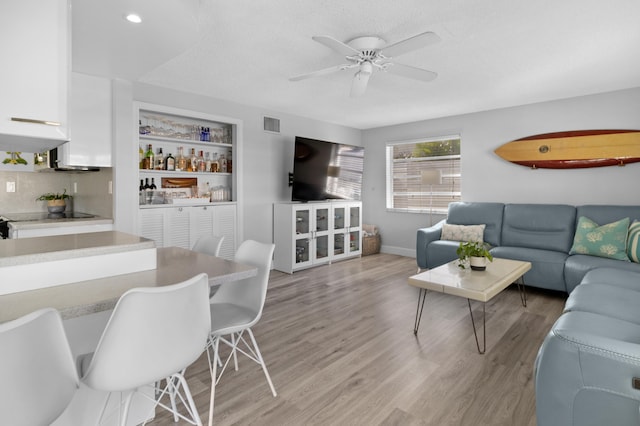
left=441, top=223, right=485, bottom=243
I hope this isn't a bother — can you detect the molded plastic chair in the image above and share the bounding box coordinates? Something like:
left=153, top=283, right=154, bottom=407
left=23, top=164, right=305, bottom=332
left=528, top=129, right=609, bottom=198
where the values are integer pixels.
left=79, top=273, right=211, bottom=426
left=206, top=240, right=276, bottom=426
left=0, top=308, right=79, bottom=426
left=192, top=235, right=225, bottom=257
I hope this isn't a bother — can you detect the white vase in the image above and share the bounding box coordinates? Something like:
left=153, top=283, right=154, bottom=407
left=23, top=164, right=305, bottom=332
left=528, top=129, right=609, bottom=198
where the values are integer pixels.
left=470, top=256, right=487, bottom=271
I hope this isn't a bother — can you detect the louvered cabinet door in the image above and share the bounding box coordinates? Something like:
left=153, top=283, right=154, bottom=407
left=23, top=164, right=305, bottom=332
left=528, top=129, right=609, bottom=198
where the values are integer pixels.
left=212, top=204, right=237, bottom=260
left=138, top=208, right=165, bottom=247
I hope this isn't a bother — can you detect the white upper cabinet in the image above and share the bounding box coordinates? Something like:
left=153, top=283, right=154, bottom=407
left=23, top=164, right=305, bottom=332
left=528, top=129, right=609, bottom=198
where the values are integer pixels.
left=64, top=72, right=112, bottom=167
left=0, top=0, right=70, bottom=152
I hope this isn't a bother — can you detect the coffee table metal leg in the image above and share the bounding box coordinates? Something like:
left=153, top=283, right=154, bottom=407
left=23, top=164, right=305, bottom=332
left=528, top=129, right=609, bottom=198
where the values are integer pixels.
left=413, top=288, right=428, bottom=335
left=467, top=299, right=486, bottom=354
left=515, top=278, right=527, bottom=307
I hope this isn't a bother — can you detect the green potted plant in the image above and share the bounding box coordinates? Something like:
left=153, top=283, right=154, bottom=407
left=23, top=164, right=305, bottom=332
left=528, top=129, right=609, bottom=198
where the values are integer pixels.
left=36, top=189, right=71, bottom=213
left=456, top=241, right=493, bottom=271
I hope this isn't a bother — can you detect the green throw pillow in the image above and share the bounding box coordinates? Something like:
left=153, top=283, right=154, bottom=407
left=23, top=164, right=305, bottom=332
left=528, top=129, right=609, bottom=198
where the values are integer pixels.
left=569, top=216, right=630, bottom=261
left=628, top=220, right=640, bottom=263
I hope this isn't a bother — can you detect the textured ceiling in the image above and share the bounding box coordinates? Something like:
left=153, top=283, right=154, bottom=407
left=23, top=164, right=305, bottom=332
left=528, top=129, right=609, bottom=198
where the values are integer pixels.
left=72, top=0, right=640, bottom=129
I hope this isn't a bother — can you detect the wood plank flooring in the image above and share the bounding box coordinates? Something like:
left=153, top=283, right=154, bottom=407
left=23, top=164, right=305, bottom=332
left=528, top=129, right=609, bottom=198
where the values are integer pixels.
left=150, top=253, right=567, bottom=425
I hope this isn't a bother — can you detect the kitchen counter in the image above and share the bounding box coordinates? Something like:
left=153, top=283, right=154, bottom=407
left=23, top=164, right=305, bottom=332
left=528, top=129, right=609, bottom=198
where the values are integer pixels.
left=7, top=215, right=114, bottom=239
left=0, top=231, right=153, bottom=267
left=0, top=246, right=257, bottom=322
left=8, top=215, right=113, bottom=230
left=0, top=231, right=157, bottom=295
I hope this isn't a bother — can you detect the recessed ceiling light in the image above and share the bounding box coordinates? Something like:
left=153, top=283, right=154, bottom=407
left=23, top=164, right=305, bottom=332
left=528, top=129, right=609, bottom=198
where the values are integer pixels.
left=125, top=13, right=142, bottom=24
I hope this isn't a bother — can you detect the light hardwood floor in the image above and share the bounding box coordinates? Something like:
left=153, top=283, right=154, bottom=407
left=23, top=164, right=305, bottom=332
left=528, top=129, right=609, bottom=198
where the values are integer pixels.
left=151, top=253, right=567, bottom=425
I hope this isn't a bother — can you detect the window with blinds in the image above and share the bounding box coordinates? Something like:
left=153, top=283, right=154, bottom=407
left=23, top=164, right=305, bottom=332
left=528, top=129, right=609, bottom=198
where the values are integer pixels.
left=386, top=135, right=461, bottom=213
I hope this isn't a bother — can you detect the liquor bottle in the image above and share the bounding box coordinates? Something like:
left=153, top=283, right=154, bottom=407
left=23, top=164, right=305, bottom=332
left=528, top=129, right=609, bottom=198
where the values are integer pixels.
left=211, top=153, right=219, bottom=172
left=139, top=179, right=145, bottom=204
left=143, top=144, right=154, bottom=170
left=197, top=150, right=206, bottom=172
left=143, top=178, right=152, bottom=204
left=204, top=152, right=211, bottom=173
left=227, top=152, right=232, bottom=173
left=154, top=148, right=164, bottom=170
left=188, top=148, right=197, bottom=172
left=150, top=178, right=157, bottom=190
left=219, top=154, right=227, bottom=173
left=139, top=145, right=144, bottom=169
left=176, top=147, right=186, bottom=172
left=165, top=153, right=176, bottom=171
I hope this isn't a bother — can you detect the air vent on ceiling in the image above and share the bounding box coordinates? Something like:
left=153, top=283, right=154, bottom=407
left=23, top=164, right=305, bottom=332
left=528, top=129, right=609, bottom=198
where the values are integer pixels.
left=263, top=116, right=281, bottom=133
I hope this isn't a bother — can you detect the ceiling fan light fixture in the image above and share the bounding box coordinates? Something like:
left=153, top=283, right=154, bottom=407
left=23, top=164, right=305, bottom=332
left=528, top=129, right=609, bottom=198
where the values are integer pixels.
left=291, top=31, right=440, bottom=96
left=359, top=61, right=373, bottom=76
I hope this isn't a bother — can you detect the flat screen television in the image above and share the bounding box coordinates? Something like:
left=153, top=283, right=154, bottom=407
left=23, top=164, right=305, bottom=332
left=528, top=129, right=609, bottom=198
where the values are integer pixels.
left=291, top=136, right=365, bottom=202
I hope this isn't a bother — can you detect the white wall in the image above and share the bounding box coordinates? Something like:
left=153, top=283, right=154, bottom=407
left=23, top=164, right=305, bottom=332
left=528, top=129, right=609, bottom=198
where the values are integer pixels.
left=362, top=87, right=640, bottom=257
left=113, top=82, right=361, bottom=244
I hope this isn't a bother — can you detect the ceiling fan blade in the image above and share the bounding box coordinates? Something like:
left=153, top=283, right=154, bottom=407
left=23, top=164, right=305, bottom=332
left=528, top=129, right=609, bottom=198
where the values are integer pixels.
left=379, top=31, right=441, bottom=58
left=289, top=64, right=356, bottom=81
left=312, top=35, right=361, bottom=57
left=350, top=62, right=373, bottom=97
left=384, top=62, right=437, bottom=82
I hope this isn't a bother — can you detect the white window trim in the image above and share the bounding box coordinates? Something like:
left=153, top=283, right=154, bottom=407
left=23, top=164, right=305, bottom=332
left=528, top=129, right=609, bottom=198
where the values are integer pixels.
left=385, top=134, right=461, bottom=213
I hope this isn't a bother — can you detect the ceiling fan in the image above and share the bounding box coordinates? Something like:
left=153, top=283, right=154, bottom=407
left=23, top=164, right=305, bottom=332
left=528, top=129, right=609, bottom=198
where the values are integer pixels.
left=290, top=31, right=440, bottom=97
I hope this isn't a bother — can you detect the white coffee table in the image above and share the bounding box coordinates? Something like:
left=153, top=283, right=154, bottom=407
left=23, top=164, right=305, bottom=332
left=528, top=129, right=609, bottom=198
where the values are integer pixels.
left=408, top=258, right=531, bottom=354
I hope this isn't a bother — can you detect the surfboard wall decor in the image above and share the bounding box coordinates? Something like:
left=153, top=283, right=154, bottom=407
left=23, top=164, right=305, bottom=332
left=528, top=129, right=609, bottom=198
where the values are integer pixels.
left=494, top=130, right=640, bottom=169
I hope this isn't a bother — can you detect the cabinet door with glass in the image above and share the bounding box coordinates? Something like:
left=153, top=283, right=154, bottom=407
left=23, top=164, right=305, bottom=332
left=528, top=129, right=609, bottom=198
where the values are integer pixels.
left=292, top=205, right=313, bottom=270
left=312, top=204, right=331, bottom=263
left=333, top=202, right=362, bottom=260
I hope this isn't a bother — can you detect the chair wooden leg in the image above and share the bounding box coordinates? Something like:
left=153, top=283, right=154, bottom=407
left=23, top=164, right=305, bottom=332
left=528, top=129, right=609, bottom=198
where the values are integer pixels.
left=246, top=328, right=277, bottom=397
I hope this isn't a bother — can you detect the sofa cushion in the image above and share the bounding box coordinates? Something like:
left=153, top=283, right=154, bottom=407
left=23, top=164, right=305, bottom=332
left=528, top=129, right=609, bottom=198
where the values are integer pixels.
left=440, top=223, right=485, bottom=243
left=627, top=220, right=640, bottom=263
left=564, top=254, right=640, bottom=293
left=577, top=205, right=640, bottom=228
left=501, top=204, right=576, bottom=253
left=564, top=283, right=640, bottom=325
left=491, top=246, right=568, bottom=292
left=580, top=267, right=640, bottom=291
left=569, top=216, right=630, bottom=261
left=446, top=202, right=504, bottom=247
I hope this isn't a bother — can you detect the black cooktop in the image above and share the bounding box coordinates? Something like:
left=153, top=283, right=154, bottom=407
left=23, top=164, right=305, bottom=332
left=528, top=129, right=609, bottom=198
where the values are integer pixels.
left=0, top=212, right=96, bottom=222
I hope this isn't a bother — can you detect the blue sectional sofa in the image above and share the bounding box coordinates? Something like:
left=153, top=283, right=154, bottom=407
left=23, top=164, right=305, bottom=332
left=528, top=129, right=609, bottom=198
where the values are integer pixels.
left=416, top=202, right=640, bottom=293
left=534, top=267, right=640, bottom=425
left=416, top=201, right=640, bottom=424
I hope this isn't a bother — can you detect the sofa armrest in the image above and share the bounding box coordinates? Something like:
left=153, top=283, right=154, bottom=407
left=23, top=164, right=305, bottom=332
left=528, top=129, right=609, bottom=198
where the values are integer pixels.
left=535, top=311, right=640, bottom=426
left=416, top=219, right=445, bottom=269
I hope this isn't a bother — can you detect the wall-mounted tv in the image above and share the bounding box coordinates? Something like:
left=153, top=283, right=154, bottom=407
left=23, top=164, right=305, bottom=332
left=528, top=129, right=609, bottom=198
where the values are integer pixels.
left=291, top=136, right=365, bottom=202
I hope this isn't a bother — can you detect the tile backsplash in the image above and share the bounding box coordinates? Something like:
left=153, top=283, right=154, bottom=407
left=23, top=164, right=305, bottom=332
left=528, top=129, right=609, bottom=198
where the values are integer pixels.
left=0, top=168, right=113, bottom=217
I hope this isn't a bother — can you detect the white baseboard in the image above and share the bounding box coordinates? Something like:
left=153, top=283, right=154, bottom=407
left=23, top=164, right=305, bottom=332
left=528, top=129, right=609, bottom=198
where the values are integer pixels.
left=380, top=245, right=416, bottom=258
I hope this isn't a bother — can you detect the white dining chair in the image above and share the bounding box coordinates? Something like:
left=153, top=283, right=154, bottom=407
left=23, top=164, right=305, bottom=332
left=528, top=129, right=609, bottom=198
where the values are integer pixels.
left=206, top=239, right=276, bottom=426
left=192, top=234, right=225, bottom=257
left=0, top=308, right=79, bottom=426
left=78, top=273, right=211, bottom=426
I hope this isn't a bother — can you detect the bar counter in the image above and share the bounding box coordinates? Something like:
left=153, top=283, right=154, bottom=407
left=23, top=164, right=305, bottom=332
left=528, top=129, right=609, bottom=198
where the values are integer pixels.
left=0, top=246, right=257, bottom=323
